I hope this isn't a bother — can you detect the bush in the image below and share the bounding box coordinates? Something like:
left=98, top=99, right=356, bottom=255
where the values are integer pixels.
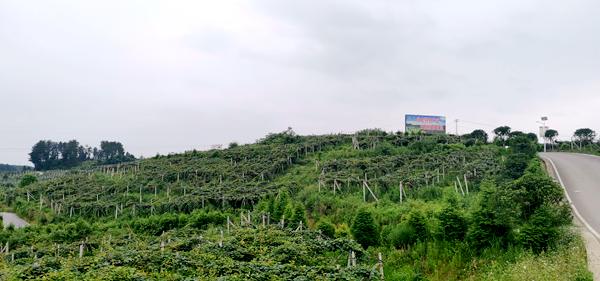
left=467, top=182, right=517, bottom=250
left=519, top=205, right=562, bottom=253
left=438, top=205, right=468, bottom=241
left=509, top=173, right=567, bottom=220
left=132, top=214, right=188, bottom=235
left=508, top=135, right=537, bottom=156
left=19, top=174, right=37, bottom=187
left=504, top=153, right=530, bottom=179
left=188, top=210, right=225, bottom=229
left=316, top=220, right=335, bottom=238
left=351, top=209, right=379, bottom=248
left=407, top=210, right=428, bottom=242
left=388, top=223, right=417, bottom=249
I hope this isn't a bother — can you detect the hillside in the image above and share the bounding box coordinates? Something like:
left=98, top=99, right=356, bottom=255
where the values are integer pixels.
left=0, top=130, right=592, bottom=280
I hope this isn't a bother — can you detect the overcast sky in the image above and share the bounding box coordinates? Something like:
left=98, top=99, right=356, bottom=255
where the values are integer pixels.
left=1, top=0, right=600, bottom=165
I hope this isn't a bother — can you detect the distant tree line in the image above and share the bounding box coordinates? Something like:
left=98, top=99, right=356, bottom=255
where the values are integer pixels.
left=29, top=140, right=135, bottom=170
left=0, top=164, right=33, bottom=173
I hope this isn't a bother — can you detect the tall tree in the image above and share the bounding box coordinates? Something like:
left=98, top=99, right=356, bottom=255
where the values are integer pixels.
left=493, top=126, right=511, bottom=146
left=574, top=128, right=596, bottom=146
left=29, top=140, right=52, bottom=170
left=468, top=129, right=488, bottom=144
left=544, top=129, right=558, bottom=151
left=29, top=139, right=134, bottom=170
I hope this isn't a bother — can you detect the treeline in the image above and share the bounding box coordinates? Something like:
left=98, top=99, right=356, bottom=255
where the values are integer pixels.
left=29, top=140, right=135, bottom=171
left=0, top=164, right=32, bottom=173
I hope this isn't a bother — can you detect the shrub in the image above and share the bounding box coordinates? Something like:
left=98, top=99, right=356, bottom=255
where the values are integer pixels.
left=438, top=205, right=468, bottom=241
left=407, top=210, right=428, bottom=242
left=317, top=220, right=336, bottom=238
left=351, top=209, right=379, bottom=248
left=388, top=223, right=417, bottom=249
left=188, top=211, right=225, bottom=229
left=509, top=173, right=567, bottom=220
left=519, top=205, right=560, bottom=253
left=467, top=182, right=517, bottom=250
left=19, top=174, right=37, bottom=188
left=289, top=204, right=307, bottom=229
left=504, top=153, right=530, bottom=179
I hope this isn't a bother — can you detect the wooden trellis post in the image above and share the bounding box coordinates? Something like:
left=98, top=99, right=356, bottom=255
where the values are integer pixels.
left=464, top=174, right=469, bottom=194
left=363, top=182, right=367, bottom=202
left=362, top=175, right=379, bottom=202
left=399, top=182, right=404, bottom=204
left=347, top=250, right=357, bottom=267
left=226, top=216, right=232, bottom=233
left=378, top=252, right=385, bottom=279
left=295, top=221, right=303, bottom=232
left=0, top=242, right=8, bottom=254
left=79, top=241, right=85, bottom=258
left=456, top=177, right=465, bottom=196
left=219, top=230, right=224, bottom=247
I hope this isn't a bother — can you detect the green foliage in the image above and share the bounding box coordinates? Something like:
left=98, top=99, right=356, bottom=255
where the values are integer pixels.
left=508, top=173, right=567, bottom=220
left=351, top=209, right=379, bottom=248
left=504, top=153, right=531, bottom=179
left=574, top=128, right=596, bottom=145
left=407, top=210, right=428, bottom=242
left=519, top=205, right=562, bottom=253
left=466, top=129, right=489, bottom=145
left=28, top=139, right=134, bottom=170
left=438, top=204, right=468, bottom=241
left=544, top=129, right=558, bottom=140
left=272, top=192, right=289, bottom=222
left=387, top=223, right=417, bottom=249
left=0, top=130, right=588, bottom=280
left=188, top=210, right=226, bottom=229
left=131, top=213, right=188, bottom=235
left=18, top=174, right=37, bottom=187
left=468, top=182, right=517, bottom=250
left=493, top=126, right=511, bottom=146
left=288, top=203, right=307, bottom=229
left=508, top=135, right=537, bottom=157
left=316, top=220, right=335, bottom=238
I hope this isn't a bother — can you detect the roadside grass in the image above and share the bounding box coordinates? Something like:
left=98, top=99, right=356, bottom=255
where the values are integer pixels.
left=471, top=229, right=591, bottom=280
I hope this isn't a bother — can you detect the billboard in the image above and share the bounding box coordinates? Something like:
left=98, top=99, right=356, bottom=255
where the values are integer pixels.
left=405, top=115, right=446, bottom=134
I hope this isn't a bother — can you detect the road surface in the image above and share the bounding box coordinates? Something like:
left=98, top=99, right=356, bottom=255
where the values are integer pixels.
left=540, top=152, right=600, bottom=279
left=0, top=212, right=29, bottom=229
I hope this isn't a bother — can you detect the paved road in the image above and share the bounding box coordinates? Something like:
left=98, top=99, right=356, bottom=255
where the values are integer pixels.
left=0, top=212, right=29, bottom=229
left=540, top=152, right=600, bottom=238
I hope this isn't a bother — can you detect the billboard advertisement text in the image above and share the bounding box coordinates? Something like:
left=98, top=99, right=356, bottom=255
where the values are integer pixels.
left=405, top=115, right=446, bottom=134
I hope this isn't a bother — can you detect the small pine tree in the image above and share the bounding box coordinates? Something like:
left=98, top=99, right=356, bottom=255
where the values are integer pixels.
left=289, top=204, right=307, bottom=229
left=351, top=209, right=379, bottom=248
left=272, top=192, right=289, bottom=221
